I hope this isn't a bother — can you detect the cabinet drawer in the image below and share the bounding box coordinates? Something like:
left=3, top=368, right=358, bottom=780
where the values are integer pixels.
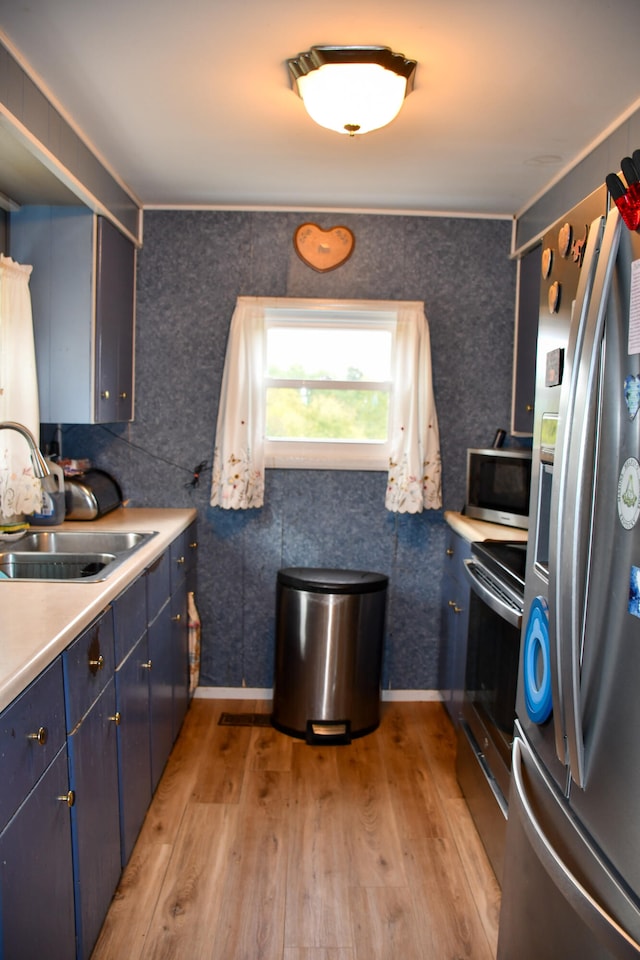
left=146, top=548, right=170, bottom=623
left=63, top=608, right=115, bottom=730
left=112, top=574, right=147, bottom=665
left=0, top=657, right=66, bottom=832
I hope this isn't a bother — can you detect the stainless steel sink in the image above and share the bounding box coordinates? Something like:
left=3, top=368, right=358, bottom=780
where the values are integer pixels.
left=0, top=530, right=158, bottom=582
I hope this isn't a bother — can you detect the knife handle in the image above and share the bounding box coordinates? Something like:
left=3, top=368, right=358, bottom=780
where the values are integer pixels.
left=621, top=156, right=639, bottom=186
left=606, top=172, right=626, bottom=200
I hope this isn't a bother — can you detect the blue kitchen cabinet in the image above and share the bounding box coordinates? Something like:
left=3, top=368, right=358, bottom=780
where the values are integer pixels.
left=147, top=549, right=173, bottom=791
left=439, top=527, right=472, bottom=726
left=171, top=587, right=190, bottom=738
left=9, top=206, right=135, bottom=424
left=0, top=519, right=198, bottom=960
left=147, top=596, right=174, bottom=792
left=114, top=632, right=152, bottom=862
left=0, top=747, right=76, bottom=960
left=64, top=609, right=121, bottom=960
left=0, top=658, right=75, bottom=959
left=146, top=524, right=197, bottom=789
left=113, top=574, right=152, bottom=866
left=169, top=520, right=198, bottom=737
left=511, top=242, right=541, bottom=436
left=0, top=656, right=67, bottom=829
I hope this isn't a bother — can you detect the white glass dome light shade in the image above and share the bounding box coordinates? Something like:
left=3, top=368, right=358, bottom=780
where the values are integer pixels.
left=287, top=46, right=417, bottom=137
left=297, top=62, right=409, bottom=135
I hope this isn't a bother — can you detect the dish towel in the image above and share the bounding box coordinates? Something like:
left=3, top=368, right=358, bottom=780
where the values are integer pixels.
left=188, top=591, right=201, bottom=697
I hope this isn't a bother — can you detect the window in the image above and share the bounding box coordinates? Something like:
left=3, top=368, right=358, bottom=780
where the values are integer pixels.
left=264, top=305, right=396, bottom=469
left=210, top=297, right=442, bottom=513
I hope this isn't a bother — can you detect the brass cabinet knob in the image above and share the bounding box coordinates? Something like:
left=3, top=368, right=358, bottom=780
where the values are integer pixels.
left=171, top=614, right=182, bottom=623
left=108, top=712, right=121, bottom=726
left=448, top=599, right=456, bottom=607
left=88, top=654, right=105, bottom=671
left=453, top=605, right=463, bottom=614
left=141, top=660, right=153, bottom=670
left=27, top=726, right=48, bottom=746
left=57, top=790, right=75, bottom=807
left=176, top=556, right=185, bottom=566
left=446, top=548, right=454, bottom=557
left=189, top=541, right=198, bottom=550
left=119, top=391, right=128, bottom=399
left=101, top=389, right=110, bottom=400
left=525, top=403, right=534, bottom=412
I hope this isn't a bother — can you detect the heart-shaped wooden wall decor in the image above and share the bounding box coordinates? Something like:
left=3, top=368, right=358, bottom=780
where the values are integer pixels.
left=293, top=222, right=355, bottom=272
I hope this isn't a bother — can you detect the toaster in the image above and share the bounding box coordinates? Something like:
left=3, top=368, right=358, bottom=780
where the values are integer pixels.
left=64, top=469, right=123, bottom=520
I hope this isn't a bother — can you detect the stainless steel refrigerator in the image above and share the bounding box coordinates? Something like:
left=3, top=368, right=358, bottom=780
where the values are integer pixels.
left=497, top=179, right=640, bottom=958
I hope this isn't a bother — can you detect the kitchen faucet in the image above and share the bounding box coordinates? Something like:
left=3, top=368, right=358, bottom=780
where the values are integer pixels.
left=0, top=421, right=51, bottom=478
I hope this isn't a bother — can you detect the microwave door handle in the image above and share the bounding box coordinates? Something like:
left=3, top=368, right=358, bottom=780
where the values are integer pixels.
left=462, top=560, right=522, bottom=629
left=551, top=209, right=621, bottom=789
left=548, top=213, right=606, bottom=776
left=511, top=737, right=640, bottom=959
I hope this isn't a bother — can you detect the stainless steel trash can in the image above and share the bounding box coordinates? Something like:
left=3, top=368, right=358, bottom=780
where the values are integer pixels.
left=271, top=567, right=388, bottom=743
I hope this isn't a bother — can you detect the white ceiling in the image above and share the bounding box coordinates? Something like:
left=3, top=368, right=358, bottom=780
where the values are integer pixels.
left=1, top=0, right=640, bottom=219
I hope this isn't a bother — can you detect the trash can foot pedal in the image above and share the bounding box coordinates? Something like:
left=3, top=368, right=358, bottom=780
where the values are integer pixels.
left=306, top=719, right=351, bottom=745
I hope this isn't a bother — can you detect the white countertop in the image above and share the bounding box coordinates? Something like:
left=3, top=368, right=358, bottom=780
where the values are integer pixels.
left=0, top=506, right=196, bottom=713
left=444, top=510, right=529, bottom=543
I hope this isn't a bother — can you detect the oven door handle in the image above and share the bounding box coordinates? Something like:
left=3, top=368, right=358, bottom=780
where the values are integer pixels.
left=463, top=559, right=522, bottom=629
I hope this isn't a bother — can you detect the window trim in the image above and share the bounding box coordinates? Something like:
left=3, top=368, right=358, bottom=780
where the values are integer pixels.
left=263, top=302, right=397, bottom=471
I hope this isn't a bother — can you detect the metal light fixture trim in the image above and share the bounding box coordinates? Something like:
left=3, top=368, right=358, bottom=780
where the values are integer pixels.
left=287, top=45, right=417, bottom=136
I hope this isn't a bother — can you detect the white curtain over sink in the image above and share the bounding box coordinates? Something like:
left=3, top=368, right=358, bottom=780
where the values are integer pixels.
left=0, top=255, right=42, bottom=523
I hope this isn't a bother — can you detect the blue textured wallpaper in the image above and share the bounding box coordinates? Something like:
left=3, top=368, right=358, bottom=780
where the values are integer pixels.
left=58, top=210, right=516, bottom=691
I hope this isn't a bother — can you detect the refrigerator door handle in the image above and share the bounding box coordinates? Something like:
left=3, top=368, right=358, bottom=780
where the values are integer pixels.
left=554, top=207, right=622, bottom=788
left=549, top=208, right=605, bottom=775
left=512, top=737, right=640, bottom=959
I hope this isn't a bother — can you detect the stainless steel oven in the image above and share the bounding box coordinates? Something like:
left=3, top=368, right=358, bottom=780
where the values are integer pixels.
left=455, top=539, right=526, bottom=883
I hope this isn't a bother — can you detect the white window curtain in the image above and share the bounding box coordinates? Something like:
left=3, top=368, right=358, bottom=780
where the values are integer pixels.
left=384, top=303, right=442, bottom=513
left=210, top=297, right=442, bottom=513
left=0, top=255, right=42, bottom=523
left=210, top=298, right=266, bottom=509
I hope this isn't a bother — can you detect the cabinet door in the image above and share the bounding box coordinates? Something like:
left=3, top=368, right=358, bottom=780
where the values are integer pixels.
left=95, top=216, right=135, bottom=423
left=112, top=573, right=147, bottom=666
left=10, top=207, right=135, bottom=424
left=0, top=747, right=76, bottom=960
left=148, top=600, right=174, bottom=792
left=439, top=529, right=472, bottom=726
left=0, top=657, right=66, bottom=832
left=63, top=606, right=115, bottom=732
left=511, top=243, right=541, bottom=436
left=115, top=632, right=152, bottom=865
left=67, top=677, right=121, bottom=960
left=171, top=586, right=189, bottom=739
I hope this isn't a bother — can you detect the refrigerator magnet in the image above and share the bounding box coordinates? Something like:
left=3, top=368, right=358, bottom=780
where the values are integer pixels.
left=629, top=566, right=640, bottom=619
left=617, top=457, right=640, bottom=530
left=624, top=374, right=640, bottom=419
left=523, top=596, right=552, bottom=724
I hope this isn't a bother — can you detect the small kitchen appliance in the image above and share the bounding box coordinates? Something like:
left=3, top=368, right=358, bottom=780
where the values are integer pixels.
left=64, top=469, right=122, bottom=520
left=465, top=447, right=532, bottom=529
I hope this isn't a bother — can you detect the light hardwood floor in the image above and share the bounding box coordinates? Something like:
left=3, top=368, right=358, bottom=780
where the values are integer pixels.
left=91, top=698, right=500, bottom=960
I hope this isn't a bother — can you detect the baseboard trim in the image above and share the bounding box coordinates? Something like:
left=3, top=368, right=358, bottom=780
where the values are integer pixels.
left=193, top=687, right=443, bottom=703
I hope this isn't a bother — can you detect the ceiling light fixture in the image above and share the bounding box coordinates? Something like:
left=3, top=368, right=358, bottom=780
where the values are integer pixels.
left=287, top=45, right=417, bottom=137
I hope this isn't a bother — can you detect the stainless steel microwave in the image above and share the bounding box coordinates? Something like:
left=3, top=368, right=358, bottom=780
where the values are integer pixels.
left=465, top=447, right=532, bottom=529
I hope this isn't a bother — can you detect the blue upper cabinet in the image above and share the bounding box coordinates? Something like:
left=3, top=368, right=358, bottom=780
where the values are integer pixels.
left=9, top=206, right=136, bottom=424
